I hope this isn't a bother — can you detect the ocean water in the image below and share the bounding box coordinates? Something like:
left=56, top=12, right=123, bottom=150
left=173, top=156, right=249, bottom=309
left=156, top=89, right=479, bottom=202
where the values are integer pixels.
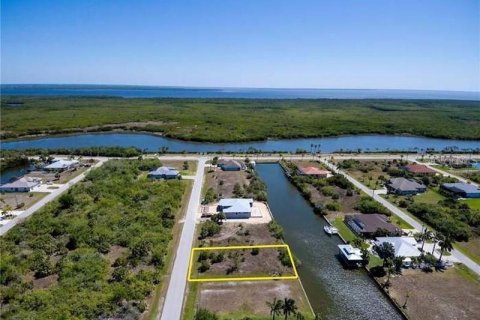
left=1, top=84, right=479, bottom=100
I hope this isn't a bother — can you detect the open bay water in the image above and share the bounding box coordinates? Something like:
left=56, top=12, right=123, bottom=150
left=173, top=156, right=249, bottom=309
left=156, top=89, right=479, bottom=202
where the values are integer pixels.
left=1, top=84, right=479, bottom=100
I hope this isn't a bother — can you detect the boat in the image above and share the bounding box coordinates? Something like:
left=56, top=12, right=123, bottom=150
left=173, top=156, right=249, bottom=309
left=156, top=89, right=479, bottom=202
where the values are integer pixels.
left=324, top=225, right=339, bottom=235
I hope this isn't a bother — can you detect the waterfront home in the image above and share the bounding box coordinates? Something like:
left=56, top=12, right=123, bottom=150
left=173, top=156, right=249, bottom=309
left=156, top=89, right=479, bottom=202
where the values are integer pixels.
left=345, top=214, right=401, bottom=238
left=217, top=198, right=253, bottom=219
left=375, top=236, right=421, bottom=267
left=217, top=159, right=245, bottom=171
left=404, top=164, right=436, bottom=176
left=441, top=182, right=480, bottom=198
left=375, top=237, right=421, bottom=258
left=44, top=159, right=79, bottom=172
left=0, top=177, right=41, bottom=192
left=386, top=177, right=426, bottom=195
left=147, top=166, right=180, bottom=180
left=338, top=244, right=363, bottom=267
left=297, top=166, right=330, bottom=178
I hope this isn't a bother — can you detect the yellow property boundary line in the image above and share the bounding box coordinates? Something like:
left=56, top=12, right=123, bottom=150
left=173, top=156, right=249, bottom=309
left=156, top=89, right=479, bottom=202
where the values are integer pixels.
left=188, top=244, right=298, bottom=282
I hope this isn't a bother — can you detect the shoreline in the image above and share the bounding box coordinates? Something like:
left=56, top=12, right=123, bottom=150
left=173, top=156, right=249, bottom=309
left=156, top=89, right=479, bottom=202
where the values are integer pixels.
left=3, top=129, right=480, bottom=146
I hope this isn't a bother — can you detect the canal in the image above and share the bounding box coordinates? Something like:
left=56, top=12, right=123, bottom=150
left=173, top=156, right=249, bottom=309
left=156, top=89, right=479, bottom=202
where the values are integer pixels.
left=256, top=163, right=402, bottom=320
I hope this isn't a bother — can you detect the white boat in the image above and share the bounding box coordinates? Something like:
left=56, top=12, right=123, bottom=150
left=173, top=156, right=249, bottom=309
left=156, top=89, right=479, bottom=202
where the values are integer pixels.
left=324, top=225, right=339, bottom=235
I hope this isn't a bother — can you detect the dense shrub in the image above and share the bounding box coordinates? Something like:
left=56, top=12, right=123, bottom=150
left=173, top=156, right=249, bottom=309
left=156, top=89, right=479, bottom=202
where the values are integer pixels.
left=0, top=159, right=186, bottom=319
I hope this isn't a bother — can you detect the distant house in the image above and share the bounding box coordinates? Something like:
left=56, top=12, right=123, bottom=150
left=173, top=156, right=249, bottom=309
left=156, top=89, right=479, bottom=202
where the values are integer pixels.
left=338, top=244, right=363, bottom=267
left=441, top=183, right=480, bottom=198
left=345, top=214, right=401, bottom=238
left=0, top=177, right=41, bottom=192
left=297, top=166, right=330, bottom=178
left=147, top=167, right=180, bottom=180
left=217, top=159, right=245, bottom=171
left=375, top=237, right=421, bottom=258
left=217, top=198, right=253, bottom=219
left=386, top=177, right=426, bottom=195
left=404, top=164, right=436, bottom=176
left=44, top=159, right=79, bottom=172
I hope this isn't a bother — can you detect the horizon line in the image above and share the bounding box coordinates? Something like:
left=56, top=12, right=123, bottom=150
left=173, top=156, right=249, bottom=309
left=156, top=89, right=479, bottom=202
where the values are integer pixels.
left=2, top=83, right=479, bottom=94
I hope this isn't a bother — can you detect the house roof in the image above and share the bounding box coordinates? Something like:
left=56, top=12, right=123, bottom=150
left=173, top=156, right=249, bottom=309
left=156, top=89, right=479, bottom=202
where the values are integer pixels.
left=338, top=244, right=363, bottom=261
left=375, top=237, right=421, bottom=258
left=405, top=164, right=436, bottom=174
left=44, top=159, right=79, bottom=169
left=298, top=166, right=329, bottom=175
left=218, top=159, right=244, bottom=169
left=346, top=214, right=401, bottom=234
left=218, top=198, right=253, bottom=213
left=442, top=183, right=480, bottom=194
left=387, top=177, right=425, bottom=192
left=148, top=166, right=179, bottom=176
left=0, top=177, right=40, bottom=189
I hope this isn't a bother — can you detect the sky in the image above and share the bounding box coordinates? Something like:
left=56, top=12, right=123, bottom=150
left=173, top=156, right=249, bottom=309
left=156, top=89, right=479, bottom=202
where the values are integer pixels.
left=1, top=0, right=479, bottom=91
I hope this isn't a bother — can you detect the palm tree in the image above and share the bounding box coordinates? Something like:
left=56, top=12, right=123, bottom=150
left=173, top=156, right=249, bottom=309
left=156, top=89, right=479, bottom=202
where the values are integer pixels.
left=431, top=232, right=442, bottom=255
left=266, top=298, right=283, bottom=320
left=282, top=298, right=297, bottom=319
left=420, top=228, right=432, bottom=253
left=438, top=233, right=454, bottom=262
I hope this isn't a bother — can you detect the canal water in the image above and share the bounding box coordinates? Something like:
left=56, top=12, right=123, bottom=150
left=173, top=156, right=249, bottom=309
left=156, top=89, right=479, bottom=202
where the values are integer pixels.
left=256, top=163, right=402, bottom=320
left=2, top=133, right=480, bottom=153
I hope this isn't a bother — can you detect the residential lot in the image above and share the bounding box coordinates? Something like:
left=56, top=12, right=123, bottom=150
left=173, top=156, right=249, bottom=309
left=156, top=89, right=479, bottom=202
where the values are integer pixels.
left=0, top=192, right=48, bottom=211
left=184, top=221, right=312, bottom=319
left=387, top=266, right=480, bottom=320
left=159, top=159, right=197, bottom=176
left=204, top=168, right=251, bottom=199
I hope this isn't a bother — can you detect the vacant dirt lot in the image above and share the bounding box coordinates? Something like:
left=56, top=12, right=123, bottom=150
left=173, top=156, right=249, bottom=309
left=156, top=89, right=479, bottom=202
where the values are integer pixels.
left=200, top=223, right=281, bottom=247
left=197, top=280, right=312, bottom=317
left=204, top=169, right=250, bottom=198
left=187, top=222, right=312, bottom=318
left=387, top=266, right=480, bottom=320
left=0, top=192, right=48, bottom=210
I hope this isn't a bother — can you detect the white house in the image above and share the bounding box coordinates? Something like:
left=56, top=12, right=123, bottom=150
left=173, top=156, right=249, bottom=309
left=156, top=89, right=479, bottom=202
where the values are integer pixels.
left=0, top=177, right=41, bottom=192
left=44, top=159, right=79, bottom=172
left=375, top=236, right=421, bottom=267
left=217, top=198, right=253, bottom=219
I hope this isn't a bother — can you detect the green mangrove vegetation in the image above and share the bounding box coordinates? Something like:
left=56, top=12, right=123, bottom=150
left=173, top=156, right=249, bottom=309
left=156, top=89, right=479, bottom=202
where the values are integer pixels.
left=2, top=96, right=480, bottom=142
left=0, top=159, right=188, bottom=319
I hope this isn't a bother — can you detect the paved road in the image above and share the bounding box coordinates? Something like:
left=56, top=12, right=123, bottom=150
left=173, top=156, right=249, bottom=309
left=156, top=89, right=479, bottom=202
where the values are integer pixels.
left=319, top=158, right=480, bottom=275
left=160, top=157, right=207, bottom=320
left=0, top=159, right=107, bottom=236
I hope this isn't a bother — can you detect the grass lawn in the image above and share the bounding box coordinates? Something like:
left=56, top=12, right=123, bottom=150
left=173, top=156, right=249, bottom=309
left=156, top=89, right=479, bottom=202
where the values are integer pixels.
left=368, top=255, right=383, bottom=269
left=330, top=218, right=357, bottom=243
left=414, top=189, right=446, bottom=205
left=462, top=198, right=480, bottom=210
left=454, top=239, right=480, bottom=265
left=390, top=214, right=414, bottom=230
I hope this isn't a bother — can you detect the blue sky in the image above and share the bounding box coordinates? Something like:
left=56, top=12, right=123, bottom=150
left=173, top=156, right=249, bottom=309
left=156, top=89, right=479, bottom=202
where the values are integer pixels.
left=1, top=0, right=479, bottom=91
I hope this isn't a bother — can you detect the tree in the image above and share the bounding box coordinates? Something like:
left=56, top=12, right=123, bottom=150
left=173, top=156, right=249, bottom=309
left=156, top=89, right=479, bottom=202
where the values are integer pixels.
left=419, top=228, right=432, bottom=253
left=212, top=156, right=219, bottom=166
left=375, top=242, right=395, bottom=267
left=282, top=298, right=297, bottom=319
left=266, top=297, right=284, bottom=320
left=183, top=161, right=189, bottom=170
left=58, top=193, right=75, bottom=209
left=438, top=233, right=454, bottom=262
